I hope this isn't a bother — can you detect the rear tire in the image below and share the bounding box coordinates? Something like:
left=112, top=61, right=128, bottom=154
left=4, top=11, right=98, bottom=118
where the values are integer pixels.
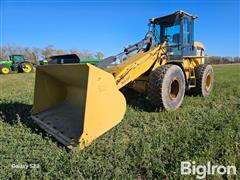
left=19, top=63, right=34, bottom=73
left=148, top=64, right=185, bottom=110
left=192, top=64, right=214, bottom=96
left=0, top=65, right=12, bottom=74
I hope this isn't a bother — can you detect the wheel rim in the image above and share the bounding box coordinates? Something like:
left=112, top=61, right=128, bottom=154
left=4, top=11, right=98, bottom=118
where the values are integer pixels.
left=2, top=67, right=9, bottom=74
left=169, top=78, right=180, bottom=99
left=22, top=64, right=32, bottom=73
left=205, top=73, right=212, bottom=91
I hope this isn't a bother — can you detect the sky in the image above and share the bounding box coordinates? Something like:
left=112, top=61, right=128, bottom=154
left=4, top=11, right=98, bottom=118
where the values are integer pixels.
left=0, top=0, right=239, bottom=57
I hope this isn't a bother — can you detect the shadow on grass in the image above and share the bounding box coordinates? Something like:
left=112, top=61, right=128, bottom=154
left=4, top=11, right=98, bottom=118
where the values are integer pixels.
left=123, top=89, right=197, bottom=112
left=0, top=101, right=67, bottom=149
left=0, top=102, right=32, bottom=125
left=122, top=89, right=160, bottom=112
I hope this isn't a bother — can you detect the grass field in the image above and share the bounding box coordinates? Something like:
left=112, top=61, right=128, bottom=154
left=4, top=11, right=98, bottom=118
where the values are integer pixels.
left=0, top=64, right=239, bottom=179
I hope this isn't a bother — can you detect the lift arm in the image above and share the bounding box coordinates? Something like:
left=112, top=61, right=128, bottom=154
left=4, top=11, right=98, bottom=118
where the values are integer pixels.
left=97, top=31, right=155, bottom=69
left=111, top=42, right=166, bottom=89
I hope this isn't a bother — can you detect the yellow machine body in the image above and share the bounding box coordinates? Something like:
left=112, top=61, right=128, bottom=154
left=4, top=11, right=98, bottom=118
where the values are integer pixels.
left=32, top=11, right=210, bottom=149
left=31, top=43, right=205, bottom=149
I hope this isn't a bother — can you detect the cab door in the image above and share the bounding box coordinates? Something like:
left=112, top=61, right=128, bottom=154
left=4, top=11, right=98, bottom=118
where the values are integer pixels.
left=164, top=22, right=182, bottom=60
left=182, top=16, right=194, bottom=56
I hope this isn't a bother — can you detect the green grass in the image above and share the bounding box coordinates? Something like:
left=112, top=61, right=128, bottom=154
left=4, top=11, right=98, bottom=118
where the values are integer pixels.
left=0, top=64, right=239, bottom=179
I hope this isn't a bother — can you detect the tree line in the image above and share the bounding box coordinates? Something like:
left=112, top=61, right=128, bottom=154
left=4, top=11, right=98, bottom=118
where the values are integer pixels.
left=0, top=45, right=239, bottom=64
left=0, top=45, right=105, bottom=63
left=206, top=56, right=240, bottom=64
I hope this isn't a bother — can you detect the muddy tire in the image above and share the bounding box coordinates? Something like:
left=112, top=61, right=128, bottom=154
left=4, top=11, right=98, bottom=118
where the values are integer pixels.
left=19, top=63, right=34, bottom=73
left=148, top=64, right=185, bottom=110
left=192, top=64, right=214, bottom=96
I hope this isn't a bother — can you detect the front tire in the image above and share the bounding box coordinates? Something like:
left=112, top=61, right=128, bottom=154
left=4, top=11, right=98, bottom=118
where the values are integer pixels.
left=148, top=64, right=185, bottom=110
left=0, top=65, right=12, bottom=75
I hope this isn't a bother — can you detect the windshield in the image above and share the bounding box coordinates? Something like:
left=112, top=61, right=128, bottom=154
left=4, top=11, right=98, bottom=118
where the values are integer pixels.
left=13, top=55, right=24, bottom=63
left=154, top=24, right=161, bottom=44
left=154, top=18, right=181, bottom=46
left=163, top=23, right=180, bottom=46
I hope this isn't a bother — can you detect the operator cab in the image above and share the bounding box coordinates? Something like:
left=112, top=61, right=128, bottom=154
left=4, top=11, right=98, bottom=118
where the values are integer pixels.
left=150, top=10, right=200, bottom=60
left=9, top=55, right=25, bottom=63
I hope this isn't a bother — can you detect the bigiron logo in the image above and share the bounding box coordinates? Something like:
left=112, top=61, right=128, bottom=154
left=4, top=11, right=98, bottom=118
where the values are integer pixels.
left=181, top=161, right=236, bottom=179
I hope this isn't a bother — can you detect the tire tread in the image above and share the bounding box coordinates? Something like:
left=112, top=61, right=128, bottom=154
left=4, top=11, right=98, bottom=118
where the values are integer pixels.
left=193, top=64, right=209, bottom=96
left=148, top=64, right=173, bottom=108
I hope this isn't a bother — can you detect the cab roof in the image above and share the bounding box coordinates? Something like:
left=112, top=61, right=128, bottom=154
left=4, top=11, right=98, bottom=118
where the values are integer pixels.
left=150, top=10, right=198, bottom=24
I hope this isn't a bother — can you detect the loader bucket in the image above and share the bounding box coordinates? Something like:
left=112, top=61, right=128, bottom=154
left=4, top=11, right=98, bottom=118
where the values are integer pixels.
left=31, top=64, right=126, bottom=149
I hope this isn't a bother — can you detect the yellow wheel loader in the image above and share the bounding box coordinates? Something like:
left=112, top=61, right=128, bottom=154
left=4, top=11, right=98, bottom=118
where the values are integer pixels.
left=31, top=11, right=214, bottom=149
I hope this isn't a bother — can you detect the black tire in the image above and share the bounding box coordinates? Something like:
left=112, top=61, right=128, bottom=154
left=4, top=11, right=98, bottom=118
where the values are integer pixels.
left=121, top=88, right=138, bottom=103
left=0, top=65, right=12, bottom=74
left=192, top=64, right=214, bottom=96
left=148, top=64, right=185, bottom=110
left=19, top=62, right=34, bottom=73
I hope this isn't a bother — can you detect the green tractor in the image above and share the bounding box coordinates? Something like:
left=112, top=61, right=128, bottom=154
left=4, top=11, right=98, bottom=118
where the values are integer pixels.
left=0, top=54, right=34, bottom=75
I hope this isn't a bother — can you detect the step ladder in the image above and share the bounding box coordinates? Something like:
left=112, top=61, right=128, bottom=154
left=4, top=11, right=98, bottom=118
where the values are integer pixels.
left=188, top=68, right=196, bottom=88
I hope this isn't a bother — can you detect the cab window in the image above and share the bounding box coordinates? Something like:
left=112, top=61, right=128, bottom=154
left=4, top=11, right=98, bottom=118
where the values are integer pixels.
left=163, top=23, right=180, bottom=46
left=183, top=17, right=190, bottom=45
left=154, top=24, right=161, bottom=44
left=13, top=56, right=24, bottom=63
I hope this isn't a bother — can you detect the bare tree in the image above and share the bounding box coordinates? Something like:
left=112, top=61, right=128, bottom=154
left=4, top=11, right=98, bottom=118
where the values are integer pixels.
left=55, top=49, right=66, bottom=55
left=78, top=50, right=94, bottom=59
left=69, top=48, right=80, bottom=54
left=42, top=44, right=55, bottom=58
left=95, top=51, right=104, bottom=60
